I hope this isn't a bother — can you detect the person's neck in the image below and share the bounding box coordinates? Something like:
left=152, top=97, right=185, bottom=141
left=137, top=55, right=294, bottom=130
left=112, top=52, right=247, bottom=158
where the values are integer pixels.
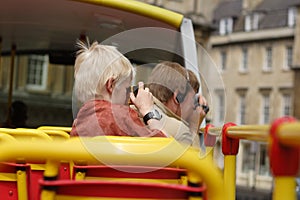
left=153, top=97, right=188, bottom=126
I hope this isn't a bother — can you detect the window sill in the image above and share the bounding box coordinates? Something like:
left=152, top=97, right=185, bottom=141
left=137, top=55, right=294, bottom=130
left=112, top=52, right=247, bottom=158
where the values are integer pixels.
left=25, top=88, right=51, bottom=95
left=262, top=69, right=272, bottom=73
left=239, top=70, right=249, bottom=74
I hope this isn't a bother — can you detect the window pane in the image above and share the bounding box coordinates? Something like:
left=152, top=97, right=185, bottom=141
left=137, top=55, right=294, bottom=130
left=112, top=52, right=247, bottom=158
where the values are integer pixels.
left=238, top=95, right=246, bottom=124
left=242, top=143, right=252, bottom=173
left=286, top=46, right=293, bottom=69
left=262, top=95, right=270, bottom=124
left=245, top=15, right=251, bottom=31
left=264, top=47, right=272, bottom=71
left=258, top=144, right=270, bottom=176
left=221, top=51, right=227, bottom=70
left=242, top=48, right=248, bottom=71
left=283, top=94, right=291, bottom=116
left=288, top=7, right=297, bottom=27
left=27, top=55, right=48, bottom=90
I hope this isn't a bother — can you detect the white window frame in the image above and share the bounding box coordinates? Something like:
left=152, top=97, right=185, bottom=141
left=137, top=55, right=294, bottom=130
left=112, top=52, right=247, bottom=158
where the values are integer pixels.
left=252, top=13, right=260, bottom=30
left=219, top=17, right=233, bottom=35
left=263, top=47, right=272, bottom=72
left=284, top=46, right=293, bottom=70
left=288, top=7, right=297, bottom=27
left=26, top=55, right=49, bottom=91
left=220, top=51, right=227, bottom=71
left=240, top=141, right=252, bottom=174
left=282, top=94, right=292, bottom=116
left=245, top=13, right=259, bottom=32
left=237, top=95, right=246, bottom=125
left=240, top=48, right=248, bottom=72
left=261, top=94, right=270, bottom=124
left=257, top=143, right=271, bottom=177
left=245, top=15, right=251, bottom=32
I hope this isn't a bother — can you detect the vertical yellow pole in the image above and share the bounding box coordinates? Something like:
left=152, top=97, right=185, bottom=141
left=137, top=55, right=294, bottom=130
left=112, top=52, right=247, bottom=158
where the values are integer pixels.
left=40, top=190, right=56, bottom=200
left=40, top=160, right=59, bottom=200
left=6, top=44, right=16, bottom=126
left=222, top=123, right=239, bottom=200
left=224, top=155, right=236, bottom=200
left=74, top=171, right=86, bottom=180
left=16, top=170, right=28, bottom=200
left=273, top=177, right=296, bottom=200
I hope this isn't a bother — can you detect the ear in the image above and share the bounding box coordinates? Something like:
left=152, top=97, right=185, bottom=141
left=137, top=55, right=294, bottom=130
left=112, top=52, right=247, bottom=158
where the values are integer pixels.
left=173, top=90, right=181, bottom=104
left=105, top=78, right=115, bottom=95
left=164, top=92, right=180, bottom=115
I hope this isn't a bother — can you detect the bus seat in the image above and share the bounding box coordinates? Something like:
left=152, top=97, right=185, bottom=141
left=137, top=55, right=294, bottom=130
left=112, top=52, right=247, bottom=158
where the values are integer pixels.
left=73, top=164, right=188, bottom=185
left=39, top=179, right=206, bottom=200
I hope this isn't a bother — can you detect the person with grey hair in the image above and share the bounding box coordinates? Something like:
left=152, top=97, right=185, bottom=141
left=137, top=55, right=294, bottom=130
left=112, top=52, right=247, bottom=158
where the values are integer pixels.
left=71, top=40, right=166, bottom=137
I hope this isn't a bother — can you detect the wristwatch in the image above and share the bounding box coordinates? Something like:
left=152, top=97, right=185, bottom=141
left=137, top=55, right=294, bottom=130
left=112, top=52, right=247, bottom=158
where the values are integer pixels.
left=143, top=109, right=162, bottom=125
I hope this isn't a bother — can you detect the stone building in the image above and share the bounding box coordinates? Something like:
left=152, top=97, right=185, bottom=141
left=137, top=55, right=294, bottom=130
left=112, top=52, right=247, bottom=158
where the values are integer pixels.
left=208, top=0, right=300, bottom=198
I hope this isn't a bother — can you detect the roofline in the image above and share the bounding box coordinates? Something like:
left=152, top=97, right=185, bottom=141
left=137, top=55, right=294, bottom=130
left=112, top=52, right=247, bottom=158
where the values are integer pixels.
left=73, top=0, right=184, bottom=28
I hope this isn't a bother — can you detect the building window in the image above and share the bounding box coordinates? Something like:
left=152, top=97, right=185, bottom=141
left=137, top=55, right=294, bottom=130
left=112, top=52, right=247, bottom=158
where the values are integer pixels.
left=241, top=142, right=270, bottom=176
left=284, top=46, right=293, bottom=70
left=288, top=7, right=297, bottom=27
left=258, top=144, right=270, bottom=176
left=217, top=92, right=225, bottom=124
left=241, top=142, right=252, bottom=173
left=237, top=95, right=246, bottom=125
left=264, top=47, right=272, bottom=71
left=219, top=17, right=233, bottom=35
left=220, top=51, right=227, bottom=70
left=240, top=48, right=248, bottom=72
left=282, top=94, right=292, bottom=116
left=261, top=94, right=270, bottom=124
left=26, top=55, right=48, bottom=90
left=244, top=13, right=260, bottom=32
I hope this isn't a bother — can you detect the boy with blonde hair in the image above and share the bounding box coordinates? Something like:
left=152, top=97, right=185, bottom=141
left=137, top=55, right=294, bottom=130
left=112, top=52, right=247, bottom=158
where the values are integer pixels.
left=71, top=40, right=165, bottom=137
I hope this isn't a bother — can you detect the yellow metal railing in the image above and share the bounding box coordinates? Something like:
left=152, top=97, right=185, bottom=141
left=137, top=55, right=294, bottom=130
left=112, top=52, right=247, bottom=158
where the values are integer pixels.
left=203, top=116, right=300, bottom=200
left=0, top=136, right=224, bottom=200
left=0, top=117, right=298, bottom=199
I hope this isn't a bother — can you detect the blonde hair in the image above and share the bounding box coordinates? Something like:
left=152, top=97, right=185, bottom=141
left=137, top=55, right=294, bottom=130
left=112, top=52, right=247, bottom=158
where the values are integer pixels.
left=147, top=61, right=189, bottom=103
left=74, top=40, right=134, bottom=103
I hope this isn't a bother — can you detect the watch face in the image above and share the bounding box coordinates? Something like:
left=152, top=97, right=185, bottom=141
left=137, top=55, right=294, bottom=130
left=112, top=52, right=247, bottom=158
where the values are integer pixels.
left=143, top=109, right=162, bottom=125
left=153, top=109, right=162, bottom=120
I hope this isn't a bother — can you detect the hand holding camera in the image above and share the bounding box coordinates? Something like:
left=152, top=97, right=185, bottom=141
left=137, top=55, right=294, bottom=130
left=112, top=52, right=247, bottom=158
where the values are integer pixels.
left=194, top=95, right=209, bottom=114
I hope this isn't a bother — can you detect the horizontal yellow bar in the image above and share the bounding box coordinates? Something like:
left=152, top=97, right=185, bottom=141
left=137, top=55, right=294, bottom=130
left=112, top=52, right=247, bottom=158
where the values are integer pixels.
left=277, top=123, right=300, bottom=147
left=0, top=137, right=224, bottom=200
left=226, top=125, right=269, bottom=142
left=74, top=0, right=183, bottom=28
left=40, top=130, right=70, bottom=140
left=30, top=163, right=46, bottom=171
left=84, top=176, right=183, bottom=184
left=1, top=128, right=53, bottom=141
left=0, top=172, right=17, bottom=181
left=199, top=127, right=222, bottom=136
left=38, top=126, right=72, bottom=134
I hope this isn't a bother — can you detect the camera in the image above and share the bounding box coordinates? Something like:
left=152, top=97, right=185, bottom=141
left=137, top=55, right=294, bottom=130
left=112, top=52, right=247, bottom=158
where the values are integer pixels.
left=127, top=85, right=139, bottom=105
left=194, top=95, right=209, bottom=114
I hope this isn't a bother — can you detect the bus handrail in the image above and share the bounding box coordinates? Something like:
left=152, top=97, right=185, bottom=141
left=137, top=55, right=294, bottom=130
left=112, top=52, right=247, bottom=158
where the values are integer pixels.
left=0, top=136, right=225, bottom=200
